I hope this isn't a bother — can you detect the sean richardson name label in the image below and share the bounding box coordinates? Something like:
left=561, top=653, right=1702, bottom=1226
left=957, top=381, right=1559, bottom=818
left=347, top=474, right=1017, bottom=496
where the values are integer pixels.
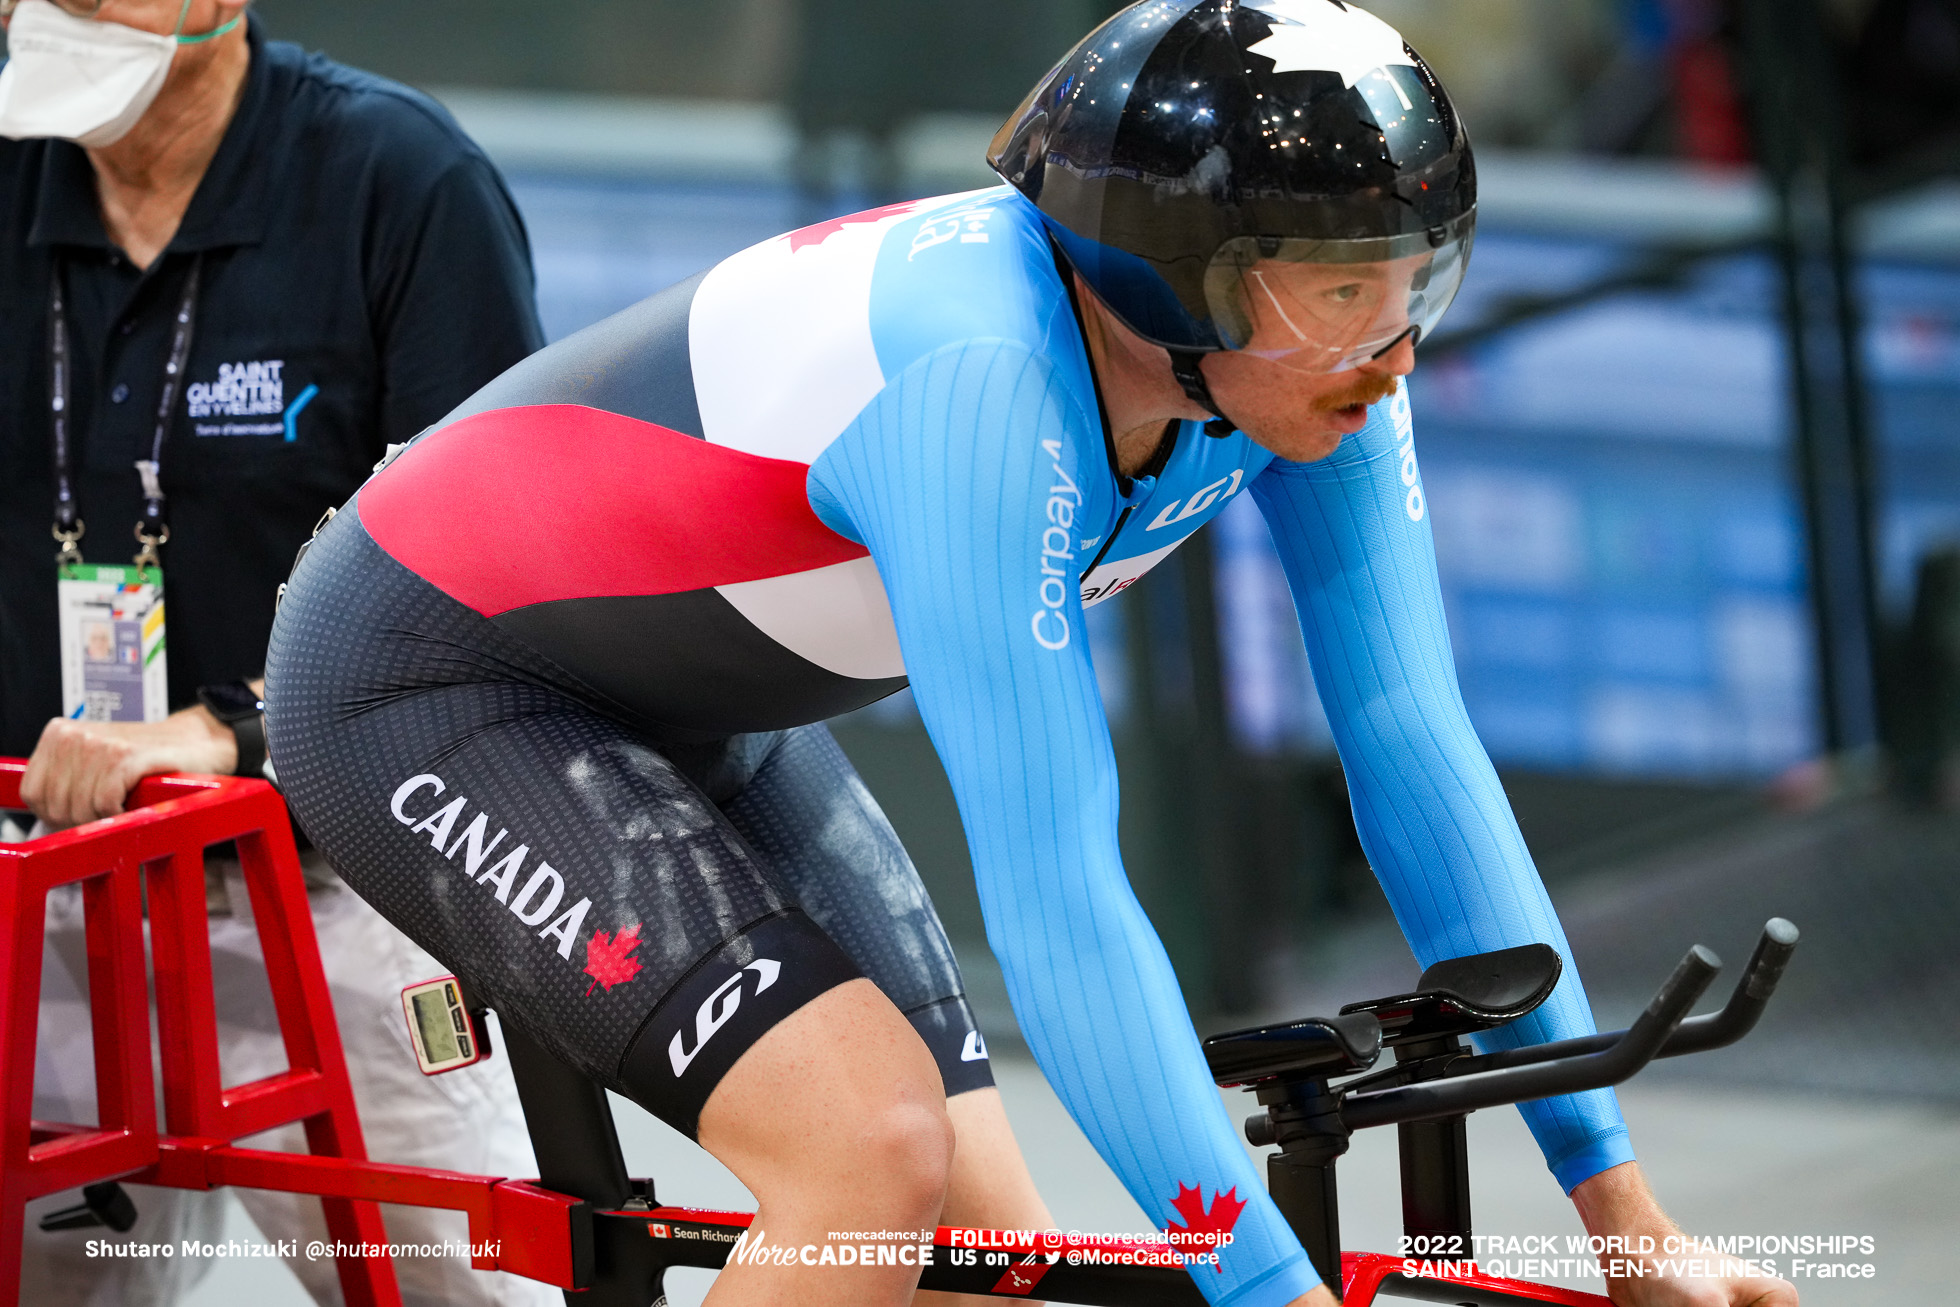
left=1399, top=1233, right=1880, bottom=1283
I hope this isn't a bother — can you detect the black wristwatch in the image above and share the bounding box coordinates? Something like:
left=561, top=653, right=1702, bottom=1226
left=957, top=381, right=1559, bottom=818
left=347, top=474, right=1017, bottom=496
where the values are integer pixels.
left=196, top=680, right=267, bottom=779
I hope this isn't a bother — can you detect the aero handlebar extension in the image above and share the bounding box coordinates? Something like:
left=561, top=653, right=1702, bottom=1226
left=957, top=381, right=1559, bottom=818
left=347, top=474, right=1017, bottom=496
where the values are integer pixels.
left=1445, top=918, right=1802, bottom=1077
left=1341, top=944, right=1722, bottom=1130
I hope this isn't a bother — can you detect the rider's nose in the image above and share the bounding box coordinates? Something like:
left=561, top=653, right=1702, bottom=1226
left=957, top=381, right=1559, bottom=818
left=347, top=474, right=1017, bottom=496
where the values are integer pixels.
left=1362, top=332, right=1418, bottom=378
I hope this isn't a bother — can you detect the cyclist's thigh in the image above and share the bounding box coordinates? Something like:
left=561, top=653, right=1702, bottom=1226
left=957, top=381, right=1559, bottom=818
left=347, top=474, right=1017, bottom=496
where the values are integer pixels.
left=266, top=510, right=860, bottom=1138
left=719, top=724, right=995, bottom=1096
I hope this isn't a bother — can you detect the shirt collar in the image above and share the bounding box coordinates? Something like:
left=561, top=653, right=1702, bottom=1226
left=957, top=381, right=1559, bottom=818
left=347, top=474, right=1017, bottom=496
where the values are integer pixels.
left=26, top=13, right=275, bottom=255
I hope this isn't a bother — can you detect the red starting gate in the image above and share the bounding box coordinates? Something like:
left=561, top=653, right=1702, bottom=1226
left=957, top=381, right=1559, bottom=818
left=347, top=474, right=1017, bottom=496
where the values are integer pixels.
left=0, top=762, right=581, bottom=1307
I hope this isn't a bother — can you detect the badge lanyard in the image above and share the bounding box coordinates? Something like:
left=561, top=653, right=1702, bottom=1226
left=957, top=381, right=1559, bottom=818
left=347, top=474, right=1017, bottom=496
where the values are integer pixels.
left=50, top=253, right=202, bottom=575
left=48, top=254, right=202, bottom=723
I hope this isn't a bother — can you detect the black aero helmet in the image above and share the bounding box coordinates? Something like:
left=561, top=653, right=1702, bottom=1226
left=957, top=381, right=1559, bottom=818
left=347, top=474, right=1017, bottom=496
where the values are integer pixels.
left=989, top=0, right=1475, bottom=414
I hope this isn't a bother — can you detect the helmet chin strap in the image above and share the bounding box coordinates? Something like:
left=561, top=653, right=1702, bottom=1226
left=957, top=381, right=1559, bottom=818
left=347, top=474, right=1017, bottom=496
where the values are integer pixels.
left=1166, top=350, right=1240, bottom=439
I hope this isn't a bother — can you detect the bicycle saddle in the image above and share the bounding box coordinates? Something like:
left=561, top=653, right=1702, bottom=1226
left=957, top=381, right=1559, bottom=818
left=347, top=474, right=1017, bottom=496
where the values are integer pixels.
left=1340, top=943, right=1562, bottom=1047
left=1202, top=1011, right=1383, bottom=1088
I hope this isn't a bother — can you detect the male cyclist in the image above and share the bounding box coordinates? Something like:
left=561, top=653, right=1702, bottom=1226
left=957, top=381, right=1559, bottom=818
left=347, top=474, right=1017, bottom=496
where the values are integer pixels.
left=265, top=2, right=1797, bottom=1304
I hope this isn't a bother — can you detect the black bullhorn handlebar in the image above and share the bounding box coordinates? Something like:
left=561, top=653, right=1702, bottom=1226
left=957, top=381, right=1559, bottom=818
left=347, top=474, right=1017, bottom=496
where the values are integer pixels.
left=1226, top=919, right=1798, bottom=1294
left=1453, top=918, right=1801, bottom=1077
left=1341, top=944, right=1722, bottom=1130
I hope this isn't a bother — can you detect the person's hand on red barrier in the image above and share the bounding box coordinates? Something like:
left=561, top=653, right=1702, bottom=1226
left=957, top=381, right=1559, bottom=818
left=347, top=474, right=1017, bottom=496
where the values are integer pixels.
left=19, top=709, right=238, bottom=830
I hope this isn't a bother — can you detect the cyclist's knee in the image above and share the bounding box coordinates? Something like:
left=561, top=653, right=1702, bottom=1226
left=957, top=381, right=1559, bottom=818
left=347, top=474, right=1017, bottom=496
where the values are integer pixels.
left=817, top=1088, right=954, bottom=1217
left=863, top=1087, right=957, bottom=1201
left=694, top=979, right=953, bottom=1214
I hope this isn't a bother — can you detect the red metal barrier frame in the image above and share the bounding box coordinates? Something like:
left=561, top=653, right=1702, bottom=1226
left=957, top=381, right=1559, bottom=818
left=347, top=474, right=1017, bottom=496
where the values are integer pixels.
left=1342, top=1251, right=1612, bottom=1305
left=1, top=764, right=403, bottom=1307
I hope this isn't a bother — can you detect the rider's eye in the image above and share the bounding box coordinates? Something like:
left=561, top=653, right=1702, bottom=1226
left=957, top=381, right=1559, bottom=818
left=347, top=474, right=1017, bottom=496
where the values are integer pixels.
left=1325, top=284, right=1363, bottom=305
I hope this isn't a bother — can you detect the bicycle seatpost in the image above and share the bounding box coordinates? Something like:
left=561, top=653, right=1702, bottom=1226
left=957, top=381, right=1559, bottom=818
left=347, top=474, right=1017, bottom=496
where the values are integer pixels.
left=501, top=1018, right=634, bottom=1210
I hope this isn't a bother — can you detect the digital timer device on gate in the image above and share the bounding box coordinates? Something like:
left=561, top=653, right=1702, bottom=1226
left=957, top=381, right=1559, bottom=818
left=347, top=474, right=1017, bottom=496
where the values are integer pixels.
left=400, top=975, right=491, bottom=1074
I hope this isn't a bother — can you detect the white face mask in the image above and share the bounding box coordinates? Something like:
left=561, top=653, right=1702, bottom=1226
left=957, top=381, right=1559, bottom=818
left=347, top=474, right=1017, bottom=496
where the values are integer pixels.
left=0, top=0, right=239, bottom=148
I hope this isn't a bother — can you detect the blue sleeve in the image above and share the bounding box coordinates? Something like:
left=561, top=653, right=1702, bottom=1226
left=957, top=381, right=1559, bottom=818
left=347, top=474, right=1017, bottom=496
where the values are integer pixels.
left=810, top=339, right=1322, bottom=1307
left=1248, top=385, right=1635, bottom=1193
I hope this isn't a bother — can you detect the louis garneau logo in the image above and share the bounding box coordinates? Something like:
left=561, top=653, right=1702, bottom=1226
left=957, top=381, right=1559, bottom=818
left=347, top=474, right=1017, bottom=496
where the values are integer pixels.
left=187, top=358, right=317, bottom=441
left=1144, top=469, right=1244, bottom=532
left=669, top=960, right=782, bottom=1077
left=961, top=1030, right=989, bottom=1062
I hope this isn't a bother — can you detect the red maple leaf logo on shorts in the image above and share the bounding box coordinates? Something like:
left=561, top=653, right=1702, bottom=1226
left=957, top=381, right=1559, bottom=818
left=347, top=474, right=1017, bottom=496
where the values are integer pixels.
left=1166, top=1183, right=1248, bottom=1273
left=583, top=924, right=645, bottom=996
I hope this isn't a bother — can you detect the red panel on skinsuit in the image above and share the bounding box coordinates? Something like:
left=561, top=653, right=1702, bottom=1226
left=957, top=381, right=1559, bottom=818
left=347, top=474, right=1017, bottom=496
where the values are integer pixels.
left=358, top=404, right=868, bottom=616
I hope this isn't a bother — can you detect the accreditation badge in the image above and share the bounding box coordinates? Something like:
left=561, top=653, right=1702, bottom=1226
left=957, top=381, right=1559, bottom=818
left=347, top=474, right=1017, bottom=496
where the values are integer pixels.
left=56, top=563, right=168, bottom=723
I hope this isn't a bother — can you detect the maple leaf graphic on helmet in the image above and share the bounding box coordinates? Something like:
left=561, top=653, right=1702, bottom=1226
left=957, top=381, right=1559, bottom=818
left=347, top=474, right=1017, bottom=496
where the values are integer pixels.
left=584, top=923, right=645, bottom=996
left=785, top=198, right=925, bottom=252
left=1243, top=0, right=1417, bottom=91
left=1166, top=1183, right=1248, bottom=1273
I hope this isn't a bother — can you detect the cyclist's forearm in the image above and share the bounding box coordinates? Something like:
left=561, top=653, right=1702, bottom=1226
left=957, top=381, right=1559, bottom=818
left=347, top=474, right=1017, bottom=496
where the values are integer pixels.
left=1250, top=417, right=1634, bottom=1193
left=971, top=846, right=1326, bottom=1307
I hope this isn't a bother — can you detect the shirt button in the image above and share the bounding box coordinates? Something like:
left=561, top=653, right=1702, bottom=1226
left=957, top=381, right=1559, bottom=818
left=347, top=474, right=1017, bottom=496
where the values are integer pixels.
left=110, top=383, right=131, bottom=404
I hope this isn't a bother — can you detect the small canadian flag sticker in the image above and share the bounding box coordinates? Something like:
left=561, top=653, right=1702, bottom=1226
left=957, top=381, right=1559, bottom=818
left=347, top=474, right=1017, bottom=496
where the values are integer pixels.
left=647, top=1223, right=671, bottom=1239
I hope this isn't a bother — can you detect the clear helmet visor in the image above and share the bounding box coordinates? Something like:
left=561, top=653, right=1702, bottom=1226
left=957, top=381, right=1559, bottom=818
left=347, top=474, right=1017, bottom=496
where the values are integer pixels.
left=1202, top=212, right=1474, bottom=373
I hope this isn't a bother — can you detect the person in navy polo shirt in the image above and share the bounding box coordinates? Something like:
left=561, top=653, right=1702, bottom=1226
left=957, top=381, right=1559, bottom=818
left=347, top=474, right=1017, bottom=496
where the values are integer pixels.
left=0, top=1, right=552, bottom=1303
